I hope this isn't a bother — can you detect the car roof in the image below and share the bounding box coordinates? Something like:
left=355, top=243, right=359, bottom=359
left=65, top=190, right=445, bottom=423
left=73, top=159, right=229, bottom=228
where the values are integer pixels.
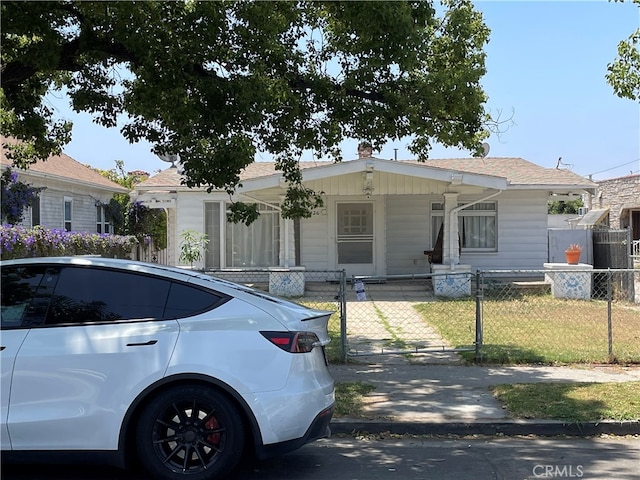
left=1, top=256, right=206, bottom=282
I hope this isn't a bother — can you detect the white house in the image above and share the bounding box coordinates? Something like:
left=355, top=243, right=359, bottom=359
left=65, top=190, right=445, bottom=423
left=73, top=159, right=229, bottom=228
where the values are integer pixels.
left=132, top=153, right=597, bottom=277
left=1, top=137, right=128, bottom=232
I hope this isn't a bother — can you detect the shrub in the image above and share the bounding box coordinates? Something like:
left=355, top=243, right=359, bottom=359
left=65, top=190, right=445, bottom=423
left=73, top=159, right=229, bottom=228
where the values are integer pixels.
left=0, top=224, right=137, bottom=260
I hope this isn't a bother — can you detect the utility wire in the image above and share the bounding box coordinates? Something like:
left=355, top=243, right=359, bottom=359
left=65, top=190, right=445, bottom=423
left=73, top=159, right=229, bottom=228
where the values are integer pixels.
left=588, top=159, right=640, bottom=176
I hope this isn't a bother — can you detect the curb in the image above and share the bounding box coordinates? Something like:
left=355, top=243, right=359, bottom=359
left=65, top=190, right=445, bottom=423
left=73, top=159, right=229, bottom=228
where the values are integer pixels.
left=330, top=420, right=640, bottom=437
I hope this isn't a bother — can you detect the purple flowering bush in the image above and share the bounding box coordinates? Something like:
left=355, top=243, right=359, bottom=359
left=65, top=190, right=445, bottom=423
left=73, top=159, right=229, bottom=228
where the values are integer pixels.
left=0, top=225, right=137, bottom=260
left=1, top=168, right=44, bottom=225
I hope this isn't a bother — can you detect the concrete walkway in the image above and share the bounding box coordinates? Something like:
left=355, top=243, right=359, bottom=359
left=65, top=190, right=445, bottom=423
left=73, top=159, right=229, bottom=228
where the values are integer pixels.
left=329, top=361, right=640, bottom=436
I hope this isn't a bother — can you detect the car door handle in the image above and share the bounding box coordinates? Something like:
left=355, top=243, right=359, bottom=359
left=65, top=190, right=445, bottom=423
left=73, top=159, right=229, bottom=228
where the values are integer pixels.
left=0, top=346, right=5, bottom=351
left=126, top=340, right=158, bottom=347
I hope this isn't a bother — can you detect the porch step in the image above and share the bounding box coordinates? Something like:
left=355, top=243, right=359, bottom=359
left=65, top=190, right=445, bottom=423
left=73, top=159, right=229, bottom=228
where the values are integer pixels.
left=510, top=281, right=551, bottom=295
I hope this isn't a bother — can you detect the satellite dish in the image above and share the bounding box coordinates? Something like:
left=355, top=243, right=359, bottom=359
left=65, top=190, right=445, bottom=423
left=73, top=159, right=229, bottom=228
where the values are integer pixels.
left=156, top=153, right=180, bottom=168
left=480, top=142, right=490, bottom=158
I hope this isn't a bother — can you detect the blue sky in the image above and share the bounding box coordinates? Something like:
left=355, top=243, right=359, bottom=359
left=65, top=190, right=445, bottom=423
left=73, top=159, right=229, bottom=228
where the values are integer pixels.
left=47, top=0, right=639, bottom=181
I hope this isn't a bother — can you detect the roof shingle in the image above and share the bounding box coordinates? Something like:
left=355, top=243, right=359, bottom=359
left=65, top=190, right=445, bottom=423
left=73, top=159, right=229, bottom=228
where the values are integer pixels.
left=135, top=157, right=595, bottom=189
left=1, top=136, right=128, bottom=192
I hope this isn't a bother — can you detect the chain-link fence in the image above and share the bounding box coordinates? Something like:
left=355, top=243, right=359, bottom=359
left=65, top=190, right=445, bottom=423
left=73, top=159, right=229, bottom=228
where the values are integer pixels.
left=338, top=274, right=476, bottom=363
left=479, top=269, right=639, bottom=364
left=205, top=268, right=640, bottom=365
left=206, top=269, right=346, bottom=362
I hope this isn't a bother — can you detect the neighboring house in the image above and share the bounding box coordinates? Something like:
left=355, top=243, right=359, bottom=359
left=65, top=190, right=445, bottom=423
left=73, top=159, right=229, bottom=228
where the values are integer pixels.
left=133, top=150, right=597, bottom=277
left=590, top=174, right=640, bottom=241
left=1, top=137, right=128, bottom=232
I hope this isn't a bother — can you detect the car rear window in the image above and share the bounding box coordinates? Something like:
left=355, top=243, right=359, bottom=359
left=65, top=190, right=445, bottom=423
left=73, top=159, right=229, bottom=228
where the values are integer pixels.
left=164, top=282, right=224, bottom=318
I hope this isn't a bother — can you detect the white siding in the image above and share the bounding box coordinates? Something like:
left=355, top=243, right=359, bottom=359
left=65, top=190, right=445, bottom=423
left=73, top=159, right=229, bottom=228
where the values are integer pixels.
left=305, top=171, right=449, bottom=196
left=300, top=210, right=330, bottom=270
left=22, top=180, right=113, bottom=233
left=461, top=190, right=549, bottom=270
left=163, top=179, right=556, bottom=273
left=385, top=195, right=432, bottom=275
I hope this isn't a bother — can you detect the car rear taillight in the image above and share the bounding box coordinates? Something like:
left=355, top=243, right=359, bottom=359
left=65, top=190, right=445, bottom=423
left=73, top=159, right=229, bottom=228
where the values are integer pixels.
left=260, top=331, right=320, bottom=353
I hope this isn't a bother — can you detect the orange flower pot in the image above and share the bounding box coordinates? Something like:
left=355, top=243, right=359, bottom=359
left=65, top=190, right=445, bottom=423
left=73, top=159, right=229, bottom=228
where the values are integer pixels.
left=565, top=250, right=581, bottom=264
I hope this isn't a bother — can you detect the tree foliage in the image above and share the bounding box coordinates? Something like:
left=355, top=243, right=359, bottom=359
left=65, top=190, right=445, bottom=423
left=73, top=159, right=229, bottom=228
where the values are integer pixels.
left=547, top=198, right=584, bottom=215
left=94, top=160, right=167, bottom=248
left=606, top=0, right=640, bottom=102
left=1, top=0, right=492, bottom=218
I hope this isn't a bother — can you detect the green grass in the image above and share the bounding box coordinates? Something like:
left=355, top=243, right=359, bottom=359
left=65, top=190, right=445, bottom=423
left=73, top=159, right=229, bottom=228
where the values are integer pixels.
left=334, top=382, right=376, bottom=417
left=491, top=382, right=640, bottom=422
left=374, top=303, right=409, bottom=350
left=415, top=296, right=640, bottom=364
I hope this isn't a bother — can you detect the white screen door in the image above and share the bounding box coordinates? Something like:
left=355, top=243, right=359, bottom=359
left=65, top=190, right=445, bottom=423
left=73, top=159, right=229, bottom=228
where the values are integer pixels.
left=336, top=202, right=374, bottom=276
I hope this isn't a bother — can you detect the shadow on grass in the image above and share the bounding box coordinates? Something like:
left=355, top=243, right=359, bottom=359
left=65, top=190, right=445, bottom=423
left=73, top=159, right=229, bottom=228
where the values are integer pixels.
left=461, top=344, right=548, bottom=365
left=491, top=382, right=640, bottom=422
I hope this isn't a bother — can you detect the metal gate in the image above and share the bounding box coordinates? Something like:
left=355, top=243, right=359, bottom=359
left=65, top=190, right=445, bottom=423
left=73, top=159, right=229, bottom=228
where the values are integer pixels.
left=340, top=274, right=476, bottom=361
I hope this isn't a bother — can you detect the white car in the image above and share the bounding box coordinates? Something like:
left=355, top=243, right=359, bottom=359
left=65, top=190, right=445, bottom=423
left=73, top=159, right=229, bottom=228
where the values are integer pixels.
left=0, top=257, right=335, bottom=479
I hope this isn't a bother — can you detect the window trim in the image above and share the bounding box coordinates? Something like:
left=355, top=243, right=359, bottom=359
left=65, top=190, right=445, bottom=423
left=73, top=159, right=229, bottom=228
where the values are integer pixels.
left=430, top=201, right=498, bottom=252
left=30, top=195, right=41, bottom=227
left=64, top=196, right=73, bottom=232
left=96, top=205, right=111, bottom=234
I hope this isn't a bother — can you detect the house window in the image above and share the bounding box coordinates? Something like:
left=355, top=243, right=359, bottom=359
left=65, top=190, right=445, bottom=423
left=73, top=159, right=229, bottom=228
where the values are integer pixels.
left=96, top=205, right=110, bottom=234
left=64, top=197, right=72, bottom=231
left=226, top=203, right=279, bottom=267
left=204, top=202, right=280, bottom=268
left=431, top=201, right=497, bottom=251
left=31, top=196, right=41, bottom=227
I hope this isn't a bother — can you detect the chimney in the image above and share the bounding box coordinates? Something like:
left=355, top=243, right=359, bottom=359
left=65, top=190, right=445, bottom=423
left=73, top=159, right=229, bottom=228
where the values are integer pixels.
left=357, top=141, right=373, bottom=159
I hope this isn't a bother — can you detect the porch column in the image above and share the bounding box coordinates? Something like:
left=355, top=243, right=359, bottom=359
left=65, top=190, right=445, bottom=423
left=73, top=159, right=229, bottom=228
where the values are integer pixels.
left=281, top=217, right=295, bottom=267
left=442, top=192, right=460, bottom=266
left=277, top=195, right=295, bottom=267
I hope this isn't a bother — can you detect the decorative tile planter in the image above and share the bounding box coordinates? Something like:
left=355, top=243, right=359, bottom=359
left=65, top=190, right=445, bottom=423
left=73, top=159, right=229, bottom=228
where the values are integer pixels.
left=268, top=267, right=306, bottom=297
left=431, top=264, right=472, bottom=298
left=543, top=263, right=593, bottom=300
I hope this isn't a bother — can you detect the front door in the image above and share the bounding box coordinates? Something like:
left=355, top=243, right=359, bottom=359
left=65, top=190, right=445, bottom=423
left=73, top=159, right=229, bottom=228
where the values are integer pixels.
left=632, top=210, right=640, bottom=241
left=336, top=202, right=375, bottom=277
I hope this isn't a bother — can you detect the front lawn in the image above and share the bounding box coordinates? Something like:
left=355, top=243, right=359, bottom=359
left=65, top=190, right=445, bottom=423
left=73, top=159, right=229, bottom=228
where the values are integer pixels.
left=416, top=296, right=640, bottom=364
left=491, top=381, right=640, bottom=422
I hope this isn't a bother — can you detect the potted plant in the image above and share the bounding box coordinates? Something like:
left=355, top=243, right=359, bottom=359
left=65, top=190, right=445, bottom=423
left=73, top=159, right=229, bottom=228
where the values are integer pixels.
left=565, top=243, right=582, bottom=264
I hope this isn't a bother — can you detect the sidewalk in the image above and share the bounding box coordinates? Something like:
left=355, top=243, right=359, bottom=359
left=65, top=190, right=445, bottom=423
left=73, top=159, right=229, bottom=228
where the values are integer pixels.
left=328, top=360, right=640, bottom=437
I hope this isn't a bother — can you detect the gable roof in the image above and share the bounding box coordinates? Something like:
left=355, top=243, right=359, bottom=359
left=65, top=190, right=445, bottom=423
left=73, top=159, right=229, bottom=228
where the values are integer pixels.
left=408, top=157, right=595, bottom=187
left=1, top=136, right=128, bottom=193
left=135, top=156, right=596, bottom=192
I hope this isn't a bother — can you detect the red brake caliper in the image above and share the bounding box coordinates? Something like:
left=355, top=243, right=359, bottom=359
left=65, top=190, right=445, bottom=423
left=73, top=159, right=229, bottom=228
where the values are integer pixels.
left=205, top=416, right=221, bottom=445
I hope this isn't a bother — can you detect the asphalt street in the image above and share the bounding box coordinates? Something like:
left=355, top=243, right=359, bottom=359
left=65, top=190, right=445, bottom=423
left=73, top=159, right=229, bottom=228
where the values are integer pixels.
left=2, top=435, right=639, bottom=480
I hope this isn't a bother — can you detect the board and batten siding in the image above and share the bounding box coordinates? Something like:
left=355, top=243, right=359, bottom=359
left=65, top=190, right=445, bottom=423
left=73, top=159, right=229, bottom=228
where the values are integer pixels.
left=461, top=190, right=549, bottom=270
left=385, top=195, right=432, bottom=275
left=304, top=170, right=449, bottom=197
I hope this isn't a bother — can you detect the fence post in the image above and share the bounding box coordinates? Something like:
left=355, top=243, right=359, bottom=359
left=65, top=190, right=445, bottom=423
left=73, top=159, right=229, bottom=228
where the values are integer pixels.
left=474, top=270, right=483, bottom=363
left=339, top=269, right=348, bottom=363
left=607, top=269, right=613, bottom=360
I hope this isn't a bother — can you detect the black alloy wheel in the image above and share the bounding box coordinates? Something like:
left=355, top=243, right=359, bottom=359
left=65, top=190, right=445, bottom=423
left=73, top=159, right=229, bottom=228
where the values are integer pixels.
left=136, top=385, right=245, bottom=480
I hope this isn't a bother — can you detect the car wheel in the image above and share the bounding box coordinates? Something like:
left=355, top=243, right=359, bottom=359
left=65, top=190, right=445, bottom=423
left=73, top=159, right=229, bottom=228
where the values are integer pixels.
left=136, top=385, right=245, bottom=480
